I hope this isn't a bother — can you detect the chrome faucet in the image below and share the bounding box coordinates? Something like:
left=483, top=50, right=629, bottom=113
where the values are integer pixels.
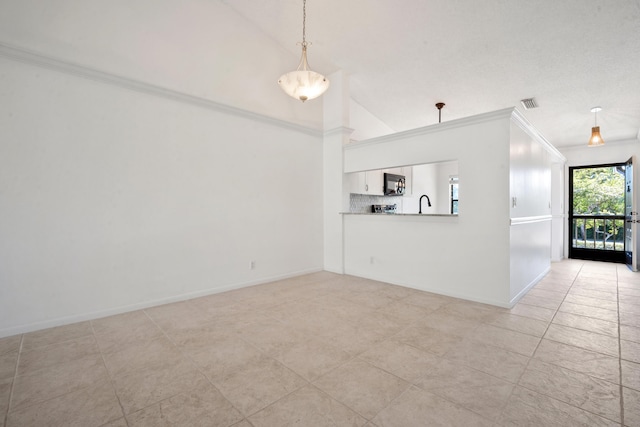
left=419, top=194, right=432, bottom=214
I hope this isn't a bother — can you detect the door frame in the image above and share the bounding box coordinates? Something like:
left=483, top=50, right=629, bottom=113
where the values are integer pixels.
left=568, top=162, right=626, bottom=263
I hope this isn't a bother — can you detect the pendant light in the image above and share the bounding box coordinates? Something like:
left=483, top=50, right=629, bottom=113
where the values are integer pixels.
left=588, top=106, right=605, bottom=147
left=278, top=0, right=329, bottom=102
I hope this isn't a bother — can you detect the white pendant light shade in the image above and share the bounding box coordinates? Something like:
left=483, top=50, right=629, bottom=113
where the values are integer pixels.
left=278, top=46, right=329, bottom=102
left=278, top=0, right=329, bottom=102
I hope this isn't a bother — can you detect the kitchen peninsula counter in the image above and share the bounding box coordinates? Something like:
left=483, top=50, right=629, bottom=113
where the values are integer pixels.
left=341, top=212, right=457, bottom=217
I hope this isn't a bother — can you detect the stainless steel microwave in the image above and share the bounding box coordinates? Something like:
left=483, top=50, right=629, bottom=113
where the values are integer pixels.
left=383, top=173, right=406, bottom=196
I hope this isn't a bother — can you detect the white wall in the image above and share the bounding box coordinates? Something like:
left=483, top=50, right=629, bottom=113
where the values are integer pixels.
left=0, top=0, right=324, bottom=130
left=0, top=57, right=324, bottom=337
left=343, top=110, right=513, bottom=306
left=508, top=120, right=561, bottom=302
left=349, top=99, right=395, bottom=141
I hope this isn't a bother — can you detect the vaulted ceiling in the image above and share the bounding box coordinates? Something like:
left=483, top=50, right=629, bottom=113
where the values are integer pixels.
left=1, top=0, right=639, bottom=148
left=225, top=0, right=640, bottom=147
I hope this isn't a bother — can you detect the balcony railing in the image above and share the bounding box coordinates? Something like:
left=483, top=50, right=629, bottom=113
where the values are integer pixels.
left=572, top=215, right=625, bottom=251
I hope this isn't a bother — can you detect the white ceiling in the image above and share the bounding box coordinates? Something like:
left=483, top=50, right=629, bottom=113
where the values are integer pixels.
left=224, top=0, right=640, bottom=147
left=1, top=0, right=638, bottom=148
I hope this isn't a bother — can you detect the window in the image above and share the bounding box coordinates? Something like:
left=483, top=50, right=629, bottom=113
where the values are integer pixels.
left=449, top=176, right=459, bottom=214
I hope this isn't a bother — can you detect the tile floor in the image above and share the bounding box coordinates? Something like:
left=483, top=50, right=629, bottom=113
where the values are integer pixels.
left=1, top=259, right=639, bottom=426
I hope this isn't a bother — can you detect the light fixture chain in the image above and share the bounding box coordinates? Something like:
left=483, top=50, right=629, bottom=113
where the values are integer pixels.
left=302, top=0, right=307, bottom=45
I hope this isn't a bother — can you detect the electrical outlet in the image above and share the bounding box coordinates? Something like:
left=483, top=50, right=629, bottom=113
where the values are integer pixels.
left=250, top=261, right=255, bottom=270
left=370, top=256, right=374, bottom=264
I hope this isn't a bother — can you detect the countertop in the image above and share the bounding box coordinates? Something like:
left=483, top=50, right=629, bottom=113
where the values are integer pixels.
left=341, top=212, right=457, bottom=217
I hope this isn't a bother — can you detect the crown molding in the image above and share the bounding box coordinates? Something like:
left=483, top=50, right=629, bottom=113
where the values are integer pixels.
left=510, top=109, right=566, bottom=162
left=0, top=41, right=322, bottom=137
left=323, top=126, right=355, bottom=138
left=344, top=108, right=515, bottom=151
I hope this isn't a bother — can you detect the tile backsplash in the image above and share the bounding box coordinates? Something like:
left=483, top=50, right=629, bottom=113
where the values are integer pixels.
left=349, top=193, right=405, bottom=213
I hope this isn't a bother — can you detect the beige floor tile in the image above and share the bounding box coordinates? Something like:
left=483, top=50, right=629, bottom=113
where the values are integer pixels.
left=188, top=335, right=264, bottom=382
left=102, top=418, right=129, bottom=427
left=552, top=311, right=618, bottom=337
left=533, top=339, right=620, bottom=384
left=0, top=335, right=21, bottom=356
left=144, top=300, right=214, bottom=334
left=92, top=310, right=164, bottom=354
left=509, top=303, right=556, bottom=322
left=166, top=320, right=238, bottom=354
left=558, top=301, right=619, bottom=323
left=622, top=324, right=640, bottom=343
left=10, top=354, right=110, bottom=411
left=0, top=377, right=12, bottom=418
left=619, top=293, right=640, bottom=305
left=6, top=381, right=123, bottom=427
left=544, top=323, right=619, bottom=357
left=212, top=354, right=307, bottom=416
left=572, top=279, right=617, bottom=291
left=21, top=321, right=93, bottom=351
left=273, top=337, right=353, bottom=382
left=569, top=287, right=619, bottom=302
left=518, top=359, right=621, bottom=422
left=5, top=259, right=637, bottom=425
left=375, top=282, right=421, bottom=300
left=342, top=291, right=397, bottom=311
left=17, top=334, right=100, bottom=375
left=432, top=301, right=502, bottom=322
left=349, top=310, right=405, bottom=338
left=359, top=339, right=441, bottom=383
left=101, top=336, right=185, bottom=378
left=413, top=358, right=514, bottom=420
left=619, top=286, right=640, bottom=297
left=498, top=386, right=619, bottom=427
left=624, top=387, right=640, bottom=427
left=374, top=299, right=434, bottom=324
left=313, top=358, right=409, bottom=419
left=314, top=320, right=388, bottom=356
left=486, top=312, right=549, bottom=337
left=401, top=292, right=453, bottom=311
left=126, top=377, right=243, bottom=427
left=469, top=323, right=541, bottom=357
left=235, top=318, right=309, bottom=357
left=620, top=302, right=640, bottom=315
left=519, top=295, right=563, bottom=310
left=443, top=339, right=530, bottom=383
left=265, top=299, right=322, bottom=323
left=249, top=385, right=367, bottom=427
left=0, top=350, right=18, bottom=380
left=394, top=325, right=463, bottom=357
left=22, top=321, right=93, bottom=350
left=564, top=293, right=619, bottom=311
left=372, top=386, right=492, bottom=427
left=113, top=357, right=204, bottom=414
left=622, top=360, right=640, bottom=391
left=526, top=288, right=567, bottom=301
left=620, top=310, right=640, bottom=328
left=622, top=339, right=640, bottom=364
left=419, top=310, right=482, bottom=338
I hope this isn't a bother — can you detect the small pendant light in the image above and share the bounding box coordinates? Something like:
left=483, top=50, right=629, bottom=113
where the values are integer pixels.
left=278, top=0, right=330, bottom=102
left=588, top=106, right=605, bottom=147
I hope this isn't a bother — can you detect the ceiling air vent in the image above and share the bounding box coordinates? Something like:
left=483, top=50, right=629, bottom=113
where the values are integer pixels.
left=520, top=98, right=539, bottom=110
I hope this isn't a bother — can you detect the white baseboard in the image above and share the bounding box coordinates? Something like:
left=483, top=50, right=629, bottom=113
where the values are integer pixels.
left=0, top=267, right=323, bottom=338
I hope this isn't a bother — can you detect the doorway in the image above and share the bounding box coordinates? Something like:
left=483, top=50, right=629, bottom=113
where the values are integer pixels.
left=569, top=163, right=626, bottom=263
